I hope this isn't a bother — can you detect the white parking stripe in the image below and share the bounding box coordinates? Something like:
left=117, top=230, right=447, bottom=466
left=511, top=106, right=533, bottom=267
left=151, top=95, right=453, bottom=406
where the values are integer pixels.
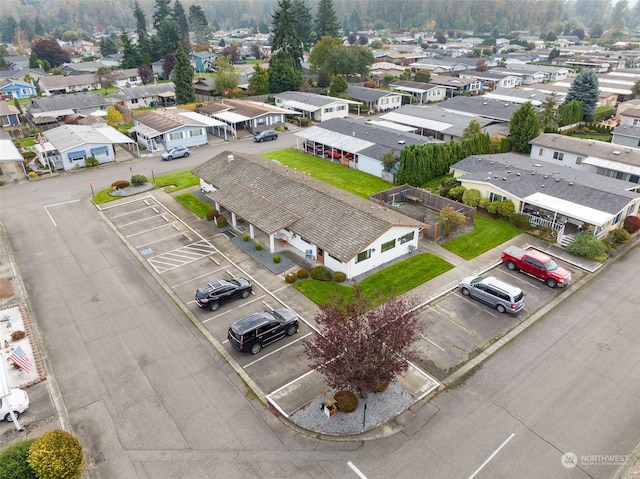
left=201, top=295, right=267, bottom=323
left=243, top=333, right=312, bottom=368
left=170, top=267, right=228, bottom=288
left=419, top=333, right=445, bottom=351
left=347, top=461, right=368, bottom=479
left=468, top=433, right=515, bottom=479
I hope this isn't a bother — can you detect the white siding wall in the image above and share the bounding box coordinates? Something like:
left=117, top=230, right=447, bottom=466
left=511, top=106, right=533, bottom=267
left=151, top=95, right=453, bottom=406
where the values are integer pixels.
left=357, top=155, right=384, bottom=178
left=529, top=145, right=583, bottom=169
left=318, top=103, right=349, bottom=121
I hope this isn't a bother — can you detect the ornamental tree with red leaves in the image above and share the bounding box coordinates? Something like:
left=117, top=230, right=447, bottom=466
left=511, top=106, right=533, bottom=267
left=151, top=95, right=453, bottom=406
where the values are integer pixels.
left=304, top=286, right=424, bottom=396
left=30, top=36, right=71, bottom=68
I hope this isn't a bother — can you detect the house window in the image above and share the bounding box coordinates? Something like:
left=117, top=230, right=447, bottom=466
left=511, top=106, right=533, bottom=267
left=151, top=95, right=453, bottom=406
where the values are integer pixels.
left=337, top=105, right=346, bottom=111
left=398, top=231, right=415, bottom=244
left=169, top=132, right=183, bottom=140
left=68, top=151, right=86, bottom=162
left=189, top=129, right=204, bottom=137
left=324, top=107, right=334, bottom=113
left=489, top=192, right=506, bottom=202
left=381, top=239, right=396, bottom=252
left=634, top=118, right=640, bottom=126
left=630, top=174, right=639, bottom=184
left=539, top=148, right=543, bottom=156
left=90, top=146, right=109, bottom=160
left=131, top=98, right=139, bottom=104
left=553, top=151, right=564, bottom=161
left=356, top=249, right=371, bottom=263
left=576, top=156, right=583, bottom=165
left=613, top=211, right=622, bottom=224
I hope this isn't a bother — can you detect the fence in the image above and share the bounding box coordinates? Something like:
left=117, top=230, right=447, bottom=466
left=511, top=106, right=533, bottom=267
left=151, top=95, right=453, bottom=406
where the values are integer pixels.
left=370, top=184, right=476, bottom=242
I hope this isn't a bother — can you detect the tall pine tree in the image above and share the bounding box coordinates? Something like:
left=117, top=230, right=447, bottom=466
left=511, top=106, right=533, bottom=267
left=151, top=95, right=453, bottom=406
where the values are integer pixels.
left=315, top=0, right=341, bottom=40
left=563, top=68, right=599, bottom=120
left=509, top=102, right=541, bottom=153
left=172, top=0, right=189, bottom=39
left=152, top=0, right=171, bottom=29
left=270, top=0, right=303, bottom=92
left=173, top=43, right=195, bottom=105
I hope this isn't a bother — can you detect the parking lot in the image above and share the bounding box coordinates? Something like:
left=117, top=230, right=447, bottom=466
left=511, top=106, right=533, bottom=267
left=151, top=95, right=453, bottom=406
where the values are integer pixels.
left=99, top=193, right=317, bottom=394
left=415, top=264, right=584, bottom=378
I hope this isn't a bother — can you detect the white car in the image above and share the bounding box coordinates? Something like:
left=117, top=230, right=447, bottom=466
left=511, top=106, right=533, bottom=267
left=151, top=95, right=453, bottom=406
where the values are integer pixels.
left=0, top=388, right=30, bottom=422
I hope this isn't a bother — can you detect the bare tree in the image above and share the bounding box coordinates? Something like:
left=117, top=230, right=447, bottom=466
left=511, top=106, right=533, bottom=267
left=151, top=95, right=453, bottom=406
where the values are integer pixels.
left=304, top=286, right=423, bottom=395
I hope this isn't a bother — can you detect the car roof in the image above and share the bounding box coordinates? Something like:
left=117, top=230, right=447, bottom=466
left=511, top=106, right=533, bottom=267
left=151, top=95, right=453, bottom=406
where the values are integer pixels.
left=231, top=311, right=274, bottom=333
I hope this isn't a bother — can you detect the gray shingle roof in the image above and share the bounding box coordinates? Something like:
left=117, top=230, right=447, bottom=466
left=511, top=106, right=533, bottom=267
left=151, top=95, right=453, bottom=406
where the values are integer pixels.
left=453, top=153, right=639, bottom=215
left=192, top=151, right=426, bottom=262
left=27, top=93, right=111, bottom=114
left=530, top=133, right=640, bottom=167
left=440, top=96, right=533, bottom=121
left=613, top=125, right=640, bottom=139
left=274, top=91, right=345, bottom=108
left=107, top=82, right=175, bottom=101
left=345, top=85, right=399, bottom=102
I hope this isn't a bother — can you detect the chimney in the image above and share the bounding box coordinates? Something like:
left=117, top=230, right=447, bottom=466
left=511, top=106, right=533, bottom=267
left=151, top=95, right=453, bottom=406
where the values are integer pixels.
left=226, top=154, right=234, bottom=163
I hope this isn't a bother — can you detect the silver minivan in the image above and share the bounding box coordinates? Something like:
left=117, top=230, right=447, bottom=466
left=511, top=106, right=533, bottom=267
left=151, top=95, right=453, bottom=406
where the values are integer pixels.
left=458, top=275, right=525, bottom=314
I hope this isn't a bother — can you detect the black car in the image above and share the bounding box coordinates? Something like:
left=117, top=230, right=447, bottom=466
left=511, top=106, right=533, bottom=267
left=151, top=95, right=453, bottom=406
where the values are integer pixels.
left=194, top=278, right=252, bottom=311
left=228, top=309, right=299, bottom=354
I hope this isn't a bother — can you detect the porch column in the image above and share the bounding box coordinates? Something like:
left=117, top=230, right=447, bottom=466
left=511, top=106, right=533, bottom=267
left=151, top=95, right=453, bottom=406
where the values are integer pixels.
left=249, top=224, right=255, bottom=239
left=269, top=235, right=276, bottom=253
left=231, top=211, right=237, bottom=227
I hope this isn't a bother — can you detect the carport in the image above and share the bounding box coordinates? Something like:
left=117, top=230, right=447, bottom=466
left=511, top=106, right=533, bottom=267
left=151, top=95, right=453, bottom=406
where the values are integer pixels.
left=295, top=126, right=373, bottom=162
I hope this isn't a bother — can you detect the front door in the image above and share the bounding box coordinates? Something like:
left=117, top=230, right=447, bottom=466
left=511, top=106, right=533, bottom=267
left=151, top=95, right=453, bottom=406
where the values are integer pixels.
left=317, top=247, right=324, bottom=264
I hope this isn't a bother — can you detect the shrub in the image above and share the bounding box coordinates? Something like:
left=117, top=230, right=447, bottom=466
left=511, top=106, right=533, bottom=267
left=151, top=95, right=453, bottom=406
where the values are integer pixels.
left=10, top=330, right=26, bottom=341
left=111, top=180, right=130, bottom=189
left=439, top=177, right=460, bottom=197
left=311, top=265, right=332, bottom=281
left=85, top=156, right=99, bottom=167
left=566, top=231, right=607, bottom=260
left=509, top=213, right=531, bottom=229
left=461, top=188, right=481, bottom=207
left=285, top=272, right=297, bottom=283
left=299, top=117, right=309, bottom=126
left=130, top=174, right=148, bottom=186
left=334, top=390, right=358, bottom=413
left=0, top=439, right=37, bottom=479
left=486, top=200, right=501, bottom=215
left=497, top=199, right=516, bottom=218
left=273, top=255, right=281, bottom=263
left=447, top=185, right=466, bottom=201
left=255, top=243, right=262, bottom=251
left=242, top=234, right=249, bottom=241
left=205, top=208, right=219, bottom=221
left=332, top=271, right=346, bottom=282
left=28, top=171, right=37, bottom=178
left=607, top=228, right=630, bottom=245
left=215, top=215, right=228, bottom=227
left=297, top=268, right=309, bottom=279
left=623, top=215, right=640, bottom=234
left=27, top=430, right=84, bottom=479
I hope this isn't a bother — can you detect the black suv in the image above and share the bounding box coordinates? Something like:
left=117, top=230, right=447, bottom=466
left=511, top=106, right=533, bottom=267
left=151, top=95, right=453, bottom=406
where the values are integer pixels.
left=228, top=309, right=299, bottom=354
left=195, top=278, right=252, bottom=311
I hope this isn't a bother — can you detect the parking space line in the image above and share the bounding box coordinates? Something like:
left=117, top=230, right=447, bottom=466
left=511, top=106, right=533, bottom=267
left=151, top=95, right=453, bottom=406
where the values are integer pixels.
left=170, top=266, right=227, bottom=288
left=109, top=204, right=162, bottom=220
left=135, top=231, right=188, bottom=248
left=468, top=433, right=515, bottom=479
left=201, top=295, right=267, bottom=323
left=243, top=332, right=313, bottom=368
left=347, top=462, right=368, bottom=479
left=125, top=222, right=181, bottom=238
left=419, top=333, right=445, bottom=351
left=43, top=199, right=81, bottom=226
left=116, top=214, right=171, bottom=228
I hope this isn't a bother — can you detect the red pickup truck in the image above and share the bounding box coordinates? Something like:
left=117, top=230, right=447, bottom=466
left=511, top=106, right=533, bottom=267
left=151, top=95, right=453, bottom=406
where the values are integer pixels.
left=501, top=246, right=572, bottom=288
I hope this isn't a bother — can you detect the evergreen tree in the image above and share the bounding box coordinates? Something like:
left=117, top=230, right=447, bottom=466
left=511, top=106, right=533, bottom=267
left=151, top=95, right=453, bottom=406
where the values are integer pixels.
left=269, top=50, right=302, bottom=93
left=540, top=91, right=559, bottom=131
left=173, top=43, right=195, bottom=104
left=120, top=31, right=143, bottom=69
left=172, top=0, right=189, bottom=39
left=99, top=36, right=118, bottom=57
left=1, top=16, right=18, bottom=43
left=214, top=58, right=238, bottom=94
left=350, top=8, right=363, bottom=33
left=34, top=17, right=45, bottom=36
left=153, top=0, right=171, bottom=29
left=293, top=0, right=315, bottom=51
left=248, top=64, right=270, bottom=95
left=462, top=120, right=482, bottom=139
left=509, top=102, right=541, bottom=153
left=29, top=52, right=40, bottom=68
left=270, top=0, right=303, bottom=91
left=558, top=99, right=583, bottom=126
left=315, top=0, right=341, bottom=40
left=134, top=1, right=153, bottom=61
left=563, top=68, right=600, bottom=120
left=154, top=19, right=182, bottom=59
left=189, top=5, right=210, bottom=45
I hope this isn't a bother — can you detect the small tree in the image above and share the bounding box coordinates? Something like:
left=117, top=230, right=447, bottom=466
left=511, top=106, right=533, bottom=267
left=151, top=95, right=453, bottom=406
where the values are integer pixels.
left=509, top=101, right=540, bottom=153
left=105, top=105, right=123, bottom=127
left=631, top=79, right=640, bottom=99
left=461, top=188, right=481, bottom=207
left=462, top=119, right=482, bottom=139
left=438, top=205, right=467, bottom=237
left=0, top=439, right=37, bottom=479
left=566, top=231, right=607, bottom=260
left=329, top=74, right=348, bottom=97
left=380, top=150, right=398, bottom=173
left=304, top=286, right=423, bottom=395
left=563, top=68, right=600, bottom=121
left=27, top=430, right=84, bottom=479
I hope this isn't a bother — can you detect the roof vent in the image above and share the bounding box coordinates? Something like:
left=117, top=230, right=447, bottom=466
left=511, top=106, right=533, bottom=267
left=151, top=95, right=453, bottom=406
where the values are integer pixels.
left=516, top=172, right=521, bottom=176
left=483, top=102, right=488, bottom=105
left=226, top=154, right=234, bottom=163
left=533, top=163, right=542, bottom=167
left=613, top=150, right=621, bottom=155
left=544, top=175, right=548, bottom=179
left=556, top=178, right=560, bottom=182
left=569, top=182, right=573, bottom=185
left=502, top=177, right=507, bottom=181
left=541, top=184, right=545, bottom=187
left=398, top=140, right=405, bottom=144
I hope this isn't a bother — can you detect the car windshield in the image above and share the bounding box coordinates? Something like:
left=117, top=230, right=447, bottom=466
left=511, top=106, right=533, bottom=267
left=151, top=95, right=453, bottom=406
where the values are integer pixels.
left=544, top=259, right=559, bottom=271
left=270, top=311, right=285, bottom=323
left=470, top=276, right=485, bottom=285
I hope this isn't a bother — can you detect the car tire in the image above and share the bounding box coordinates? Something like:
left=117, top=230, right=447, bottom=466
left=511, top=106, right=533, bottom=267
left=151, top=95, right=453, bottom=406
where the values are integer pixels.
left=209, top=302, right=220, bottom=311
left=461, top=287, right=470, bottom=296
left=241, top=290, right=251, bottom=299
left=184, top=152, right=189, bottom=157
left=286, top=324, right=298, bottom=336
left=273, top=134, right=278, bottom=140
left=167, top=156, right=173, bottom=161
left=506, top=261, right=517, bottom=270
left=250, top=342, right=262, bottom=354
left=546, top=278, right=557, bottom=288
left=259, top=138, right=264, bottom=142
left=496, top=304, right=506, bottom=314
left=5, top=411, right=19, bottom=422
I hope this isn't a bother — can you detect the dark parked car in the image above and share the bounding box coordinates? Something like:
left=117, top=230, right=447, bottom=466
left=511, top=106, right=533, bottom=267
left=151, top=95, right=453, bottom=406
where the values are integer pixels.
left=195, top=278, right=252, bottom=311
left=254, top=130, right=278, bottom=142
left=161, top=146, right=190, bottom=160
left=228, top=309, right=299, bottom=354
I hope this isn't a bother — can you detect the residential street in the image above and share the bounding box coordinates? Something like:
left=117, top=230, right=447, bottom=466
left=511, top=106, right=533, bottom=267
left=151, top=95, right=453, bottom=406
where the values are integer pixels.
left=1, top=134, right=639, bottom=478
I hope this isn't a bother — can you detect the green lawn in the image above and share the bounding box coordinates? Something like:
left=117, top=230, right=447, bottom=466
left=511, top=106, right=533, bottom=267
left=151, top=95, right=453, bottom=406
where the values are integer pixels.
left=294, top=253, right=454, bottom=305
left=93, top=170, right=201, bottom=204
left=442, top=214, right=521, bottom=260
left=262, top=149, right=391, bottom=198
left=174, top=193, right=212, bottom=218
